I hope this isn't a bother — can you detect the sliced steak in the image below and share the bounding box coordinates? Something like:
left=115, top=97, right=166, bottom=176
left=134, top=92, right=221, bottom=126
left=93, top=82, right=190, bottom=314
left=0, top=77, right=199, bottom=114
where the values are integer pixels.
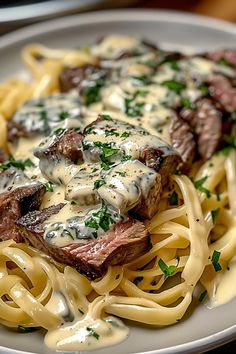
left=207, top=74, right=236, bottom=112
left=34, top=128, right=84, bottom=164
left=59, top=65, right=107, bottom=93
left=180, top=98, right=222, bottom=161
left=17, top=205, right=150, bottom=279
left=0, top=181, right=46, bottom=242
left=169, top=113, right=196, bottom=171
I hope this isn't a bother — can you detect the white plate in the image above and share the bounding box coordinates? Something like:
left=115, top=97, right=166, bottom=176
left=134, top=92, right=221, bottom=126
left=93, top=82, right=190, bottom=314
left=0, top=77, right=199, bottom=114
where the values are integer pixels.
left=0, top=9, right=236, bottom=354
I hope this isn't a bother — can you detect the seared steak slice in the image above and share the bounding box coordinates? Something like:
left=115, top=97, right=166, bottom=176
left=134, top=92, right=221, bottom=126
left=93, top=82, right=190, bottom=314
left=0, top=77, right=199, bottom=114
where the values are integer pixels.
left=59, top=65, right=107, bottom=93
left=205, top=49, right=236, bottom=69
left=207, top=74, right=236, bottom=112
left=34, top=129, right=84, bottom=164
left=0, top=182, right=46, bottom=242
left=17, top=205, right=150, bottom=279
left=180, top=98, right=222, bottom=161
left=7, top=120, right=29, bottom=142
left=169, top=113, right=196, bottom=171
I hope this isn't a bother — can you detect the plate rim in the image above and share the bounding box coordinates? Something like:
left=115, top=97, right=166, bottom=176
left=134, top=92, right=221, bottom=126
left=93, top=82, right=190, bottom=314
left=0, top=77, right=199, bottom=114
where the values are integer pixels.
left=0, top=8, right=236, bottom=354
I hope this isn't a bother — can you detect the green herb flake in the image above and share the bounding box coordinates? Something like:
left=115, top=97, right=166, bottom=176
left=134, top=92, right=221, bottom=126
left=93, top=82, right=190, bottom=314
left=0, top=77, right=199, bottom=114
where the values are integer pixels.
left=85, top=217, right=99, bottom=230
left=211, top=250, right=222, bottom=272
left=0, top=158, right=35, bottom=171
left=59, top=111, right=69, bottom=120
left=193, top=176, right=211, bottom=198
left=131, top=75, right=153, bottom=85
left=217, top=58, right=231, bottom=67
left=105, top=130, right=119, bottom=137
left=78, top=309, right=84, bottom=315
left=91, top=167, right=98, bottom=173
left=125, top=99, right=144, bottom=117
left=93, top=179, right=106, bottom=190
left=117, top=171, right=126, bottom=177
left=169, top=191, right=179, bottom=206
left=180, top=97, right=192, bottom=108
left=86, top=327, right=100, bottom=340
left=54, top=128, right=66, bottom=136
left=211, top=208, right=220, bottom=224
left=161, top=80, right=186, bottom=93
left=199, top=290, right=208, bottom=303
left=44, top=181, right=54, bottom=192
left=121, top=132, right=130, bottom=139
left=17, top=325, right=40, bottom=333
left=121, top=155, right=132, bottom=162
left=101, top=114, right=112, bottom=120
left=158, top=257, right=179, bottom=277
left=91, top=202, right=115, bottom=232
left=84, top=127, right=94, bottom=135
left=199, top=84, right=209, bottom=96
left=133, top=276, right=144, bottom=285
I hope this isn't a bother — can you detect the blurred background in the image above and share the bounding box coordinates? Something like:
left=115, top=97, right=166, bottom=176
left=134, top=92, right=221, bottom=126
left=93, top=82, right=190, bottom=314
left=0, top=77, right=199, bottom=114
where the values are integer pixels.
left=1, top=0, right=236, bottom=35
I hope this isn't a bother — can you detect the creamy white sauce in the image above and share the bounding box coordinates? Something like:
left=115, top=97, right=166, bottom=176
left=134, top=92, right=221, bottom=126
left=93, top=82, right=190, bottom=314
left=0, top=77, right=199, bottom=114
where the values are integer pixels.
left=210, top=256, right=236, bottom=307
left=45, top=314, right=128, bottom=351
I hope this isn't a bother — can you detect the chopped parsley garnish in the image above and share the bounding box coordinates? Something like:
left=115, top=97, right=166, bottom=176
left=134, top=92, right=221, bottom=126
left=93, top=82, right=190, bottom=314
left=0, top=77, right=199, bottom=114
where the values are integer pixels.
left=136, top=90, right=148, bottom=97
left=217, top=58, right=231, bottom=67
left=40, top=110, right=50, bottom=135
left=199, top=84, right=209, bottom=96
left=93, top=142, right=119, bottom=158
left=180, top=97, right=192, bottom=108
left=93, top=179, right=106, bottom=190
left=17, top=326, right=40, bottom=333
left=121, top=155, right=132, bottom=162
left=82, top=78, right=105, bottom=106
left=105, top=130, right=119, bottom=137
left=86, top=327, right=100, bottom=340
left=121, top=132, right=130, bottom=139
left=211, top=250, right=222, bottom=272
left=85, top=202, right=115, bottom=233
left=211, top=208, right=220, bottom=224
left=44, top=181, right=54, bottom=192
left=161, top=80, right=186, bottom=93
left=101, top=114, right=112, bottom=120
left=0, top=158, right=35, bottom=171
left=117, top=171, right=126, bottom=177
left=85, top=217, right=99, bottom=230
left=133, top=276, right=144, bottom=285
left=169, top=191, right=179, bottom=206
left=84, top=127, right=94, bottom=135
left=193, top=176, right=211, bottom=198
left=58, top=111, right=69, bottom=120
left=158, top=257, right=179, bottom=277
left=167, top=59, right=180, bottom=71
left=54, top=128, right=66, bottom=136
left=78, top=308, right=84, bottom=315
left=91, top=167, right=98, bottom=173
left=125, top=98, right=144, bottom=117
left=199, top=290, right=208, bottom=303
left=131, top=75, right=153, bottom=85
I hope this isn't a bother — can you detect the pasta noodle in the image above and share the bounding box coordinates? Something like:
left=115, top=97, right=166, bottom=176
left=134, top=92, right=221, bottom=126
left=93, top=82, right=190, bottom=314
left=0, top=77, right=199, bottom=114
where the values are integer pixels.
left=0, top=38, right=236, bottom=351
